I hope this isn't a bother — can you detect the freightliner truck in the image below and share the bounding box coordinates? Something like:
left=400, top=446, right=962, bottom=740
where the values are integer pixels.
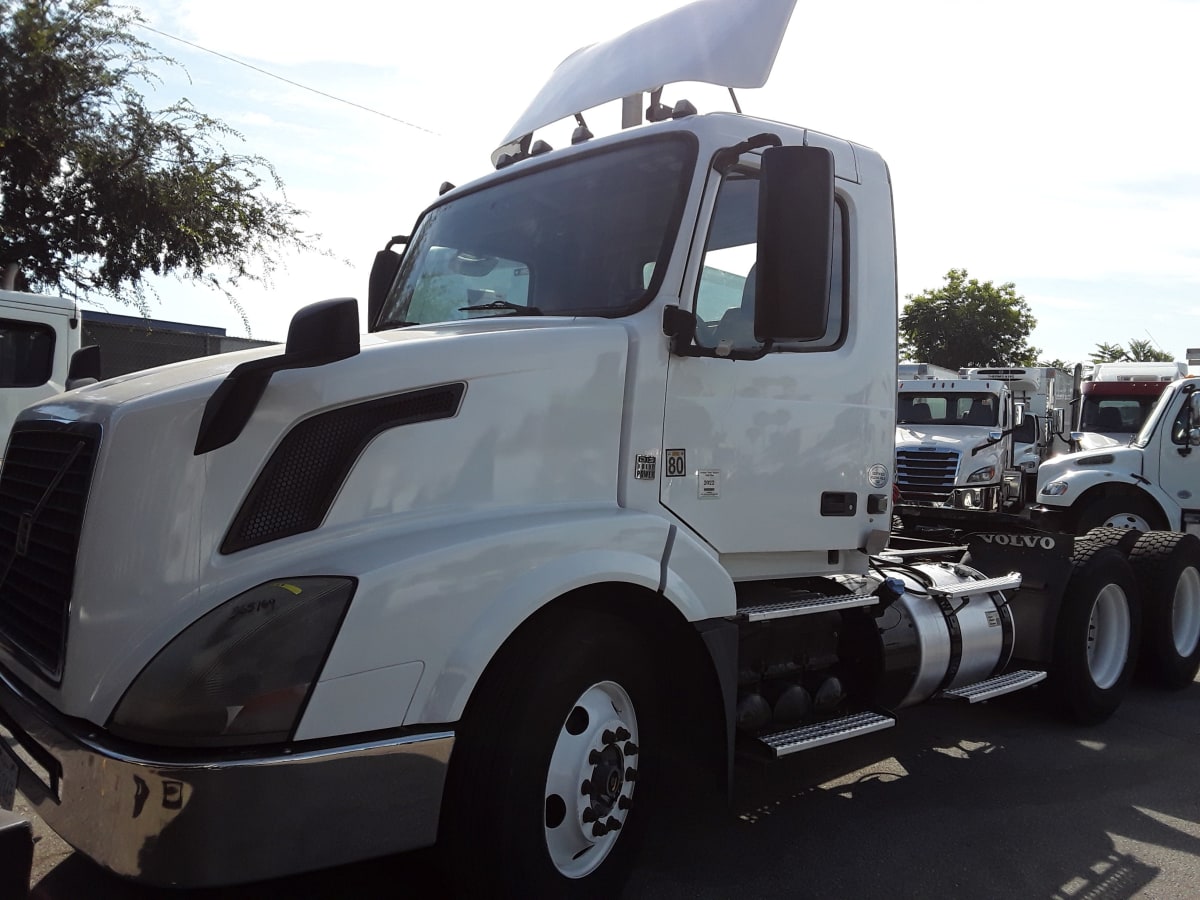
left=0, top=1, right=1198, bottom=895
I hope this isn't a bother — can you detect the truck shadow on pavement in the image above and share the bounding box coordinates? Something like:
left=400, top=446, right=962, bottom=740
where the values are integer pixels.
left=29, top=682, right=1200, bottom=899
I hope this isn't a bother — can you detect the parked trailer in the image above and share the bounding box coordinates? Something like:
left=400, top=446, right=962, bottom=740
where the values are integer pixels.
left=0, top=3, right=1196, bottom=896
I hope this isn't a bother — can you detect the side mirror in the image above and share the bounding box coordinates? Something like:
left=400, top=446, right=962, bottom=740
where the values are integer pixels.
left=1013, top=403, right=1025, bottom=427
left=754, top=145, right=834, bottom=342
left=367, top=235, right=408, bottom=332
left=195, top=298, right=360, bottom=454
left=1052, top=407, right=1066, bottom=434
left=65, top=344, right=101, bottom=390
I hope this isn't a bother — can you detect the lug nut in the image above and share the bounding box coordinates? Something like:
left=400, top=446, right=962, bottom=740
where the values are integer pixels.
left=615, top=727, right=631, bottom=741
left=618, top=796, right=631, bottom=810
left=592, top=821, right=609, bottom=837
left=606, top=817, right=622, bottom=832
left=589, top=749, right=602, bottom=764
left=602, top=729, right=617, bottom=744
left=580, top=779, right=591, bottom=795
left=582, top=808, right=596, bottom=823
left=623, top=741, right=639, bottom=756
left=625, top=767, right=638, bottom=782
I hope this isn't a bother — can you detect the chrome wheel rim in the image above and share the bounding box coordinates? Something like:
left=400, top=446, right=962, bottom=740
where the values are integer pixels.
left=1171, top=566, right=1200, bottom=658
left=543, top=680, right=639, bottom=879
left=1087, top=583, right=1131, bottom=689
left=1100, top=511, right=1151, bottom=531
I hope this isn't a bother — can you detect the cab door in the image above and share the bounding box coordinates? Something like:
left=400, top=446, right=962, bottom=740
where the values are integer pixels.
left=1158, top=386, right=1200, bottom=534
left=659, top=142, right=894, bottom=563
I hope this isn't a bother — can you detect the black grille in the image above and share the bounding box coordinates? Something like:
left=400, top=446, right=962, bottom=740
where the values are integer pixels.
left=895, top=447, right=960, bottom=504
left=0, top=423, right=100, bottom=681
left=222, top=383, right=466, bottom=553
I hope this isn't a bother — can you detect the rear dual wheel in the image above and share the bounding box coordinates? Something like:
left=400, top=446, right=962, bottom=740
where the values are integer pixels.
left=1129, top=532, right=1200, bottom=689
left=1051, top=545, right=1142, bottom=724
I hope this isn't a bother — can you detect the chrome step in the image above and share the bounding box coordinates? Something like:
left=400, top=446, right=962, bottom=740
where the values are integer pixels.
left=940, top=669, right=1047, bottom=703
left=739, top=593, right=878, bottom=622
left=927, top=572, right=1022, bottom=599
left=758, top=711, right=896, bottom=757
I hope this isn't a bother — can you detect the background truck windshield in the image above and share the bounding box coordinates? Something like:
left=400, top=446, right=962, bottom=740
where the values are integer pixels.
left=898, top=391, right=999, bottom=427
left=380, top=137, right=693, bottom=326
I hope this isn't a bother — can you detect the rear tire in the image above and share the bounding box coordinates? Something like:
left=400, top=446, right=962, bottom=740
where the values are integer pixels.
left=1129, top=532, right=1200, bottom=690
left=1078, top=526, right=1142, bottom=555
left=439, top=607, right=660, bottom=898
left=1051, top=545, right=1142, bottom=724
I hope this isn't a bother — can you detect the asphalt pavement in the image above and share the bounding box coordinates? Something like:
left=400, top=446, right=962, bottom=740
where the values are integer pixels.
left=22, top=677, right=1200, bottom=898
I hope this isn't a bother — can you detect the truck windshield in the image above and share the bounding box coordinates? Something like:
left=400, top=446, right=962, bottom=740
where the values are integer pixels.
left=1079, top=394, right=1158, bottom=435
left=377, top=137, right=694, bottom=328
left=1133, top=384, right=1181, bottom=447
left=898, top=391, right=999, bottom=427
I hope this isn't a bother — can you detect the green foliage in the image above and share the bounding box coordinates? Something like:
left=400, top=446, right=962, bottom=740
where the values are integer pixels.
left=1089, top=339, right=1173, bottom=363
left=899, top=268, right=1039, bottom=369
left=0, top=0, right=321, bottom=327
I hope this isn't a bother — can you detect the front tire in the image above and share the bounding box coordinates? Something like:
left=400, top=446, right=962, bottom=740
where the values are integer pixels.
left=439, top=607, right=659, bottom=898
left=1074, top=494, right=1164, bottom=534
left=1051, top=545, right=1142, bottom=724
left=1129, top=532, right=1200, bottom=689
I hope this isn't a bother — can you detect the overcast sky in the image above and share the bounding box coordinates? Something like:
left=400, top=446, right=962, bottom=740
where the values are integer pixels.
left=129, top=0, right=1200, bottom=364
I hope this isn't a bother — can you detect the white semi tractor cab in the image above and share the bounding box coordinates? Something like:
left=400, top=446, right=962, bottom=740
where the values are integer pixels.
left=895, top=377, right=1025, bottom=514
left=0, top=2, right=1198, bottom=895
left=1036, top=376, right=1200, bottom=535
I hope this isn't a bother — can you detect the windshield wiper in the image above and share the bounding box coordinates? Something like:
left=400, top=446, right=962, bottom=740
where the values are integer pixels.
left=458, top=300, right=542, bottom=315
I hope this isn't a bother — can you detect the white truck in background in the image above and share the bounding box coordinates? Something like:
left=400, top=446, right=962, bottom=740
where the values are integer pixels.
left=894, top=367, right=1066, bottom=531
left=1036, top=375, right=1200, bottom=535
left=0, top=286, right=272, bottom=457
left=0, top=2, right=1197, bottom=896
left=1076, top=361, right=1187, bottom=447
left=962, top=366, right=1071, bottom=473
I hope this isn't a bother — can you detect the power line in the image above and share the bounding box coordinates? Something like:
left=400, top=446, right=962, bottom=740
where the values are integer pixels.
left=136, top=23, right=439, bottom=135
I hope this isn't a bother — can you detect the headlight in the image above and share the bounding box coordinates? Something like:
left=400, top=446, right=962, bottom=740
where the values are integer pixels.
left=1041, top=481, right=1069, bottom=497
left=109, top=577, right=354, bottom=747
left=966, top=465, right=996, bottom=484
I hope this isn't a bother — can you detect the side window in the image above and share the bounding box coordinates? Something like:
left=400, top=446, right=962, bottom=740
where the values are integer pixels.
left=692, top=172, right=844, bottom=354
left=1171, top=398, right=1195, bottom=446
left=1013, top=415, right=1037, bottom=443
left=0, top=319, right=56, bottom=387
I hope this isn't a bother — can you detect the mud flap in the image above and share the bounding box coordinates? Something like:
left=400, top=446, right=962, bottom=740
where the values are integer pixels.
left=965, top=531, right=1076, bottom=666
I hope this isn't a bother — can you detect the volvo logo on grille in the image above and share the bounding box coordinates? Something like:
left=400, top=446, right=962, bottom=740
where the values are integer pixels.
left=15, top=510, right=33, bottom=557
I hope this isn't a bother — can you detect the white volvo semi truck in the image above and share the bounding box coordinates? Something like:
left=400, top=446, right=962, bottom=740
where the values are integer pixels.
left=0, top=1, right=1197, bottom=895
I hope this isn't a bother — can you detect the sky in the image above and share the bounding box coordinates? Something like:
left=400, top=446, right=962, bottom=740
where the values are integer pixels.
left=124, top=0, right=1200, bottom=364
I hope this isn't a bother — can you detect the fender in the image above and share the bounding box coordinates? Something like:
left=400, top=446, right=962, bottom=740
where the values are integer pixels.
left=292, top=506, right=733, bottom=739
left=1037, top=452, right=1175, bottom=525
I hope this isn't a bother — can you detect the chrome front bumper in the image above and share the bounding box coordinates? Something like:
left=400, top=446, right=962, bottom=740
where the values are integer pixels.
left=0, top=666, right=453, bottom=888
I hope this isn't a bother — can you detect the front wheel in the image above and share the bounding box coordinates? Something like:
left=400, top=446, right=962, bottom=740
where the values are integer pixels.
left=1051, top=545, right=1142, bottom=724
left=1129, top=531, right=1200, bottom=689
left=1074, top=494, right=1164, bottom=534
left=439, top=607, right=659, bottom=897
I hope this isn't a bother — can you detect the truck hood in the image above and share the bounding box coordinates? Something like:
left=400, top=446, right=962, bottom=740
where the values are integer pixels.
left=1038, top=445, right=1145, bottom=485
left=1074, top=432, right=1125, bottom=451
left=896, top=425, right=1001, bottom=458
left=4, top=317, right=632, bottom=720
